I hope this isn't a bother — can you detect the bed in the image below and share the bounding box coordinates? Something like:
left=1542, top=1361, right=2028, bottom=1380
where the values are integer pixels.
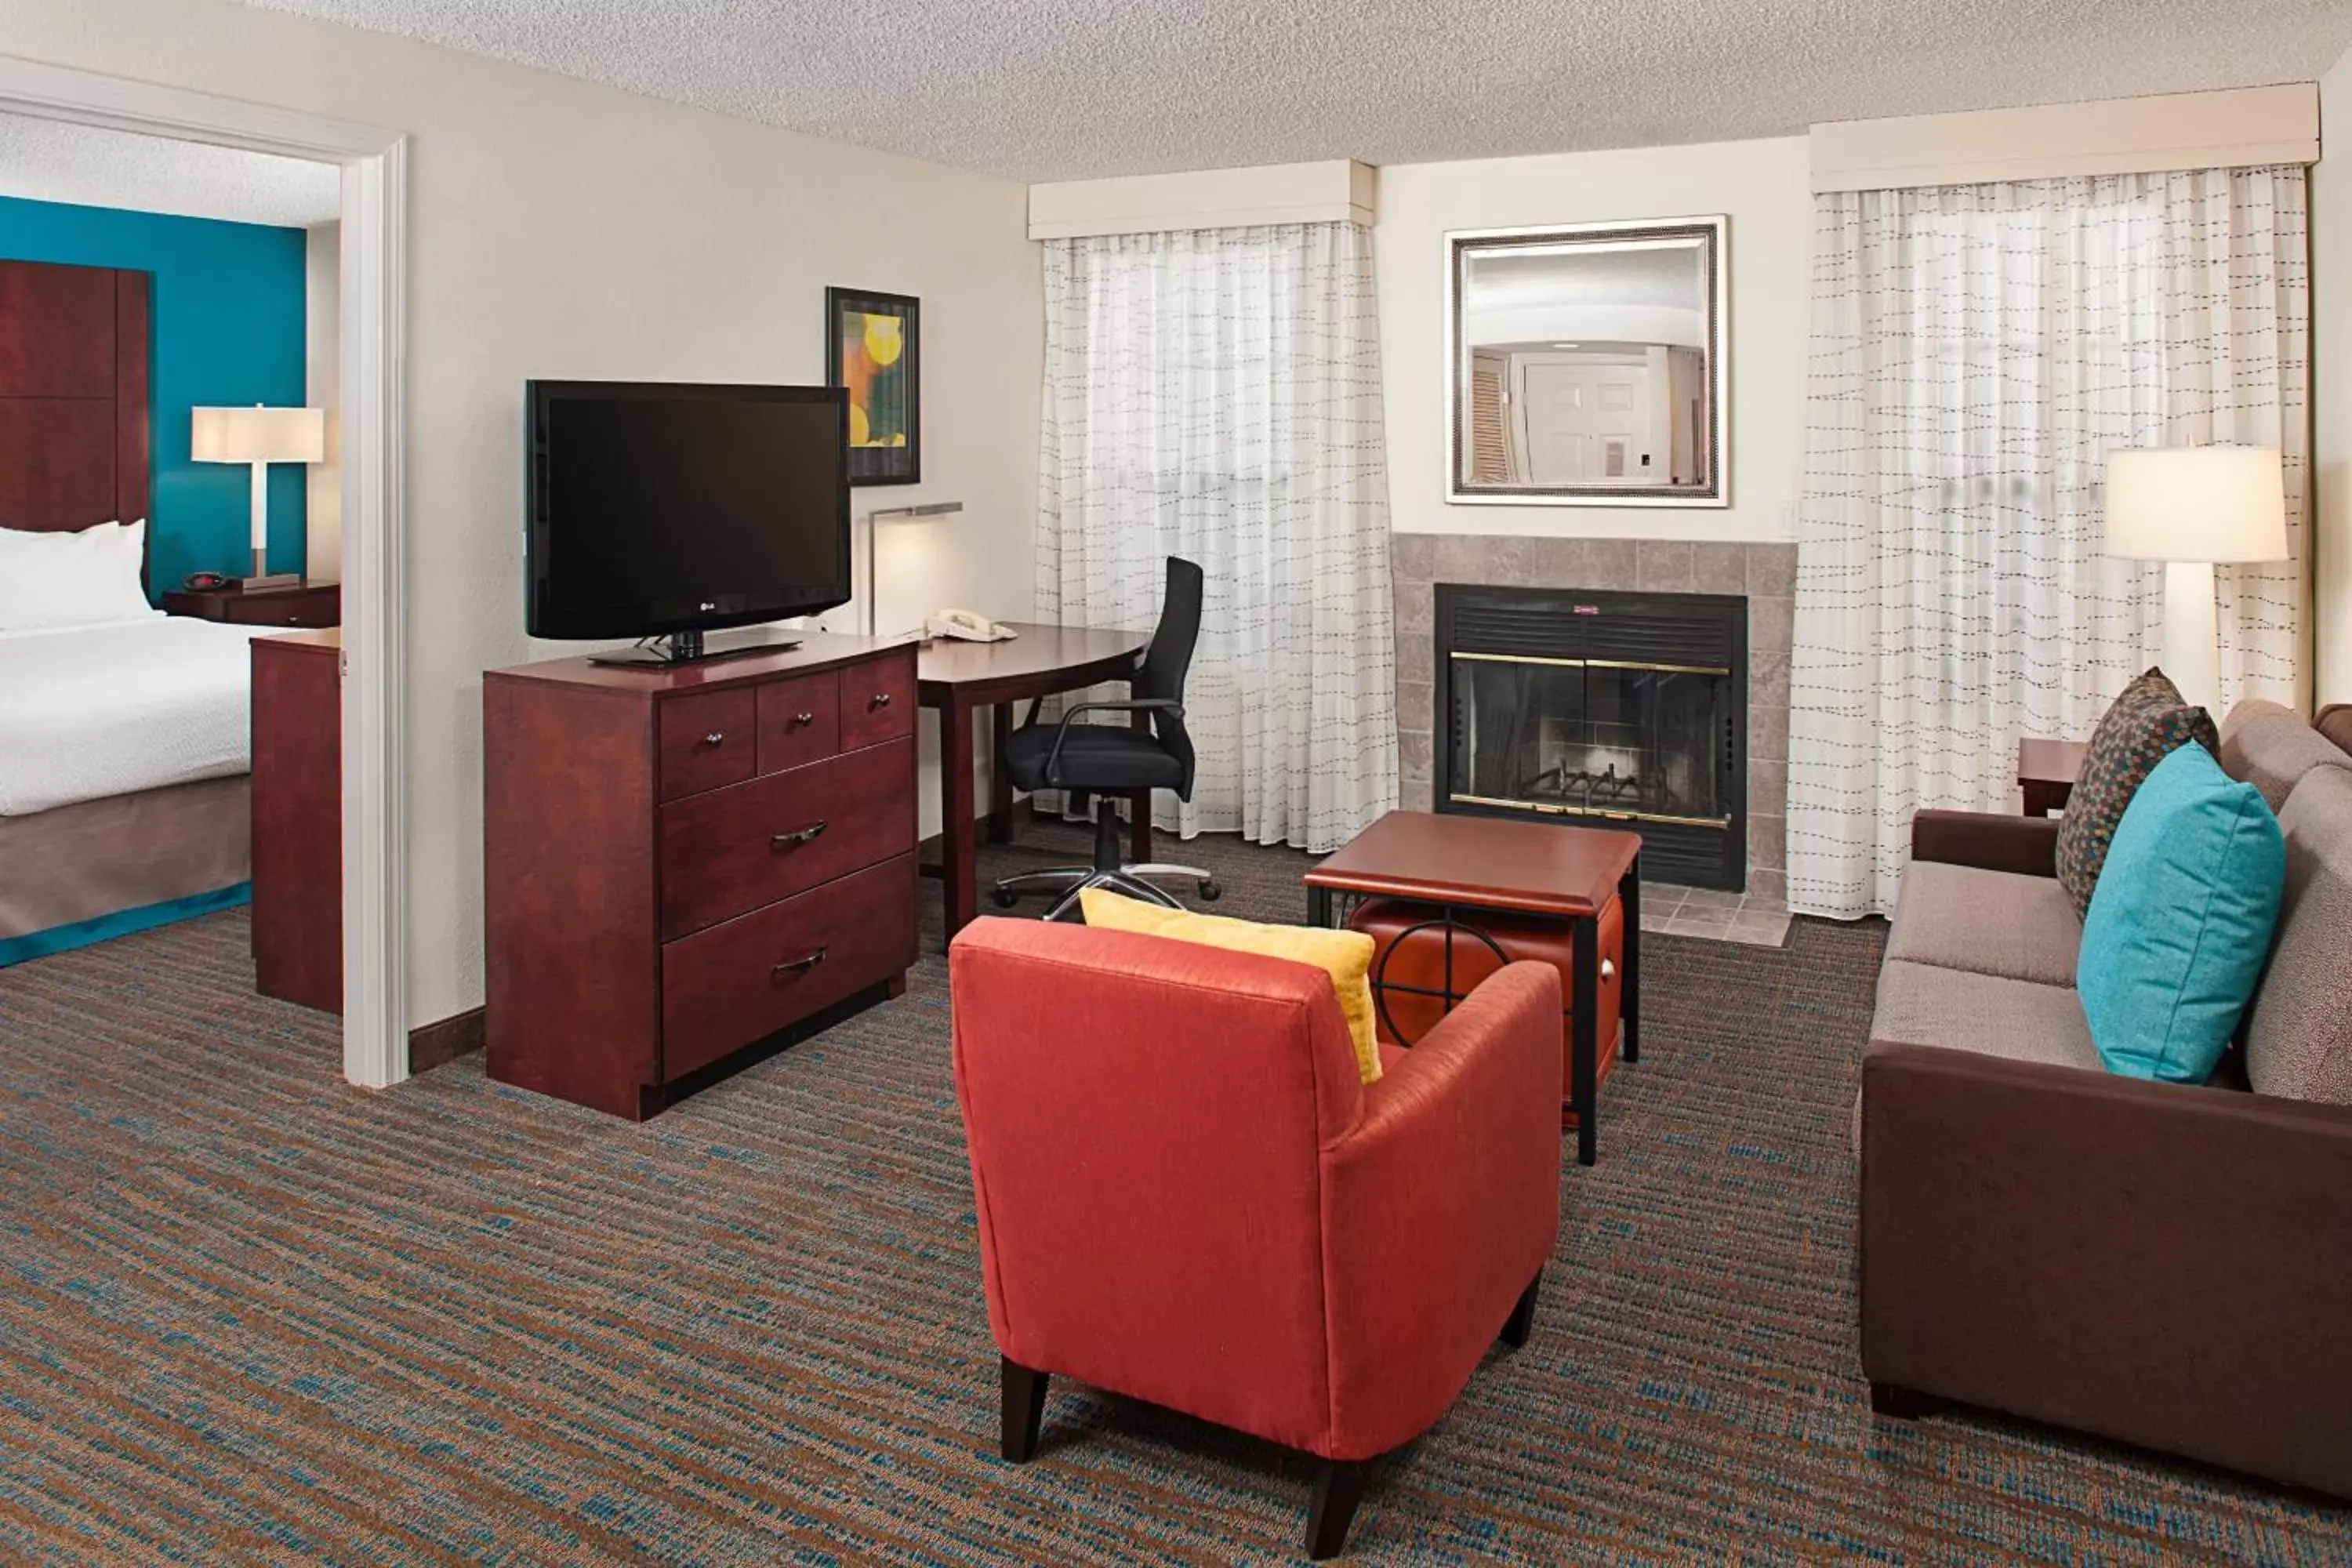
left=0, top=257, right=279, bottom=966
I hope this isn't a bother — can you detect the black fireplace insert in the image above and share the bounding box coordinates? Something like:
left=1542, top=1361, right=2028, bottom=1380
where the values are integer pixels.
left=1436, top=584, right=1746, bottom=890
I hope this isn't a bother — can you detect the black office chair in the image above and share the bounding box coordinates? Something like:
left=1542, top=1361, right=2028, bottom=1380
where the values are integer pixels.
left=990, top=557, right=1221, bottom=920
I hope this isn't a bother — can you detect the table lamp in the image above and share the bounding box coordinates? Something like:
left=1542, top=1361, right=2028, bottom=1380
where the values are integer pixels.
left=863, top=500, right=964, bottom=637
left=192, top=404, right=327, bottom=590
left=2103, top=444, right=2288, bottom=716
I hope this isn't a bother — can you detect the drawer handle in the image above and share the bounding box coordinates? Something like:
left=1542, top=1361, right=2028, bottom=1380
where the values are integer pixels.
left=792, top=711, right=817, bottom=728
left=869, top=691, right=893, bottom=710
left=700, top=730, right=728, bottom=748
left=771, top=820, right=829, bottom=850
left=1601, top=959, right=1616, bottom=982
left=772, top=946, right=829, bottom=981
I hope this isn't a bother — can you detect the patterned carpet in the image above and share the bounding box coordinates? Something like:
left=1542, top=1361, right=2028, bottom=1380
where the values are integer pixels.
left=2, top=822, right=2348, bottom=1565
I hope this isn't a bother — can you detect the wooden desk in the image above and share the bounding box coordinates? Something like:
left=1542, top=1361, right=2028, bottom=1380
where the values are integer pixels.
left=2017, top=738, right=2088, bottom=817
left=916, top=623, right=1149, bottom=941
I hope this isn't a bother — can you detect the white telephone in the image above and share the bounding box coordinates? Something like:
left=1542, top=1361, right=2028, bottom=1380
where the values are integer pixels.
left=926, top=608, right=1019, bottom=642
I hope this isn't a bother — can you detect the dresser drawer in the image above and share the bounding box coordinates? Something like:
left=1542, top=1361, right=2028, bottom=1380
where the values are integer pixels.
left=839, top=648, right=916, bottom=750
left=660, top=852, right=916, bottom=1081
left=756, top=670, right=840, bottom=775
left=658, top=688, right=757, bottom=801
left=659, top=736, right=916, bottom=938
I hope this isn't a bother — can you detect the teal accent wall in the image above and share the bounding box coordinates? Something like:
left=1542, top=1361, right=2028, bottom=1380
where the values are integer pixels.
left=0, top=196, right=309, bottom=596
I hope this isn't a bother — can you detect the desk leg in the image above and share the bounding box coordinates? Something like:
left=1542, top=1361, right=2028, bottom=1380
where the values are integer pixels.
left=1619, top=855, right=1640, bottom=1065
left=1128, top=702, right=1152, bottom=864
left=989, top=705, right=1016, bottom=844
left=1572, top=913, right=1599, bottom=1167
left=943, top=697, right=978, bottom=942
left=1307, top=884, right=1334, bottom=928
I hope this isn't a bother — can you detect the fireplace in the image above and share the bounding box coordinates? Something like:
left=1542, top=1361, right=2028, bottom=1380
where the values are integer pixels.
left=1436, top=584, right=1746, bottom=890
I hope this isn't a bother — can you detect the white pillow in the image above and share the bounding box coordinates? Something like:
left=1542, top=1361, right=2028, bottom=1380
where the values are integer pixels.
left=0, top=519, right=156, bottom=633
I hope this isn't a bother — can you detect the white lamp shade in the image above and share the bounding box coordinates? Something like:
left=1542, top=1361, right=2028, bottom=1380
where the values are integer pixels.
left=191, top=405, right=326, bottom=466
left=2103, top=445, right=2288, bottom=563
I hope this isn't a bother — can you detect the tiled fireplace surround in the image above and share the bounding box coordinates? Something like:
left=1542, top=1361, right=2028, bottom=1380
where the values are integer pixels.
left=1392, top=533, right=1797, bottom=931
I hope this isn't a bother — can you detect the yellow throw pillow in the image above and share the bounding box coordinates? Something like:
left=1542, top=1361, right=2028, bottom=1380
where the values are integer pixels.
left=1077, top=888, right=1382, bottom=1083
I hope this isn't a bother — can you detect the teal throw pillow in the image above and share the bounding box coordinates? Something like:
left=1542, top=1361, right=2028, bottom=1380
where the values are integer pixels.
left=2078, top=743, right=2285, bottom=1083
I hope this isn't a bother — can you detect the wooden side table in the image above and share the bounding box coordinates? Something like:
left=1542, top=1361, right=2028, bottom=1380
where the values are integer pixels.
left=1305, top=810, right=1641, bottom=1167
left=2017, top=738, right=2088, bottom=818
left=162, top=581, right=340, bottom=629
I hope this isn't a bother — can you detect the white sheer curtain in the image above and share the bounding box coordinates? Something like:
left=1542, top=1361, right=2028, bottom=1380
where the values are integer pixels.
left=1787, top=166, right=2308, bottom=919
left=1036, top=221, right=1398, bottom=853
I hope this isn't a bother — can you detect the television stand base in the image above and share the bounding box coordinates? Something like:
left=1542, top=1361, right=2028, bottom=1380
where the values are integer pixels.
left=588, top=630, right=803, bottom=668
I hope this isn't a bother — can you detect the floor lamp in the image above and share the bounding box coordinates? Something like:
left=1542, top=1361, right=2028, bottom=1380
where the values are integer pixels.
left=2103, top=445, right=2288, bottom=717
left=192, top=404, right=327, bottom=590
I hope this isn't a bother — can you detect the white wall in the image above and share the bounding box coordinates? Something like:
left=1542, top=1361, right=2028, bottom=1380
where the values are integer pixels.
left=2316, top=48, right=2352, bottom=706
left=1, top=0, right=1042, bottom=1026
left=1375, top=136, right=1812, bottom=542
left=303, top=220, right=339, bottom=583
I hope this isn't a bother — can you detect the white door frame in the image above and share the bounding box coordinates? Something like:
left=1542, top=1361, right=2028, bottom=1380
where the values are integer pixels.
left=0, top=56, right=410, bottom=1089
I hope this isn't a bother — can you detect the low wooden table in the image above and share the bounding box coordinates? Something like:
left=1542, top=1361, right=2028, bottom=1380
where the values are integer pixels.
left=2017, top=738, right=2088, bottom=817
left=1305, top=811, right=1642, bottom=1167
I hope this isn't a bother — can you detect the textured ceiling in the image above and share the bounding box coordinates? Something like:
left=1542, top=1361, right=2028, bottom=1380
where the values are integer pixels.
left=0, top=112, right=340, bottom=227
left=241, top=0, right=2352, bottom=181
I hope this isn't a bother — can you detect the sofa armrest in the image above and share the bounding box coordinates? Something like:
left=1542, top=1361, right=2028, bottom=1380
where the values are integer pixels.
left=1860, top=1042, right=2352, bottom=1497
left=1317, top=961, right=1563, bottom=1459
left=1910, top=809, right=2060, bottom=877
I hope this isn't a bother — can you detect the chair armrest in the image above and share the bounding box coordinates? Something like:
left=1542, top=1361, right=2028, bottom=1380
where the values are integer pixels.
left=1043, top=699, right=1183, bottom=782
left=1316, top=962, right=1563, bottom=1458
left=1860, top=1042, right=2352, bottom=1497
left=1910, top=809, right=2060, bottom=877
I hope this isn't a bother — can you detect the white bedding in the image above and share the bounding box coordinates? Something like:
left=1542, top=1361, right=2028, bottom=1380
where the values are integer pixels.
left=0, top=612, right=296, bottom=817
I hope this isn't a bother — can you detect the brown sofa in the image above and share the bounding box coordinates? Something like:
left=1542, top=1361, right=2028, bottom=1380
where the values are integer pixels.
left=1859, top=700, right=2352, bottom=1499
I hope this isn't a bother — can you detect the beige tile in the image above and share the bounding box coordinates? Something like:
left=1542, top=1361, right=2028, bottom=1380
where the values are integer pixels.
left=1396, top=678, right=1433, bottom=733
left=1636, top=538, right=1696, bottom=593
left=1749, top=595, right=1794, bottom=655
left=1397, top=632, right=1433, bottom=687
left=1692, top=543, right=1746, bottom=595
left=1749, top=757, right=1787, bottom=818
left=1751, top=650, right=1791, bottom=710
left=1433, top=533, right=1494, bottom=585
left=1679, top=887, right=1744, bottom=914
left=1525, top=535, right=1591, bottom=588
left=1393, top=582, right=1433, bottom=637
left=1492, top=535, right=1548, bottom=586
left=1400, top=775, right=1434, bottom=811
left=1393, top=532, right=1436, bottom=584
left=1398, top=729, right=1433, bottom=777
left=1750, top=704, right=1788, bottom=764
left=1746, top=866, right=1788, bottom=904
left=1664, top=913, right=1736, bottom=939
left=1749, top=813, right=1786, bottom=872
left=1585, top=539, right=1638, bottom=589
left=1641, top=886, right=1690, bottom=918
left=1746, top=543, right=1798, bottom=597
left=1725, top=911, right=1792, bottom=948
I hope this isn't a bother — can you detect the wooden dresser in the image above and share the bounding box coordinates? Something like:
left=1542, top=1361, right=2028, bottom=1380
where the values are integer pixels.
left=251, top=630, right=343, bottom=1013
left=484, top=635, right=918, bottom=1119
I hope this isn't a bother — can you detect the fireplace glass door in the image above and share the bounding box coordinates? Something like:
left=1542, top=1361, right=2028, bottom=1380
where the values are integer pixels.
left=1449, top=655, right=1731, bottom=827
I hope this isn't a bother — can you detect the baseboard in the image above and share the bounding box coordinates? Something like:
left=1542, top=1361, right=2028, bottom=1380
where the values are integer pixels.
left=916, top=799, right=1034, bottom=861
left=409, top=1006, right=485, bottom=1073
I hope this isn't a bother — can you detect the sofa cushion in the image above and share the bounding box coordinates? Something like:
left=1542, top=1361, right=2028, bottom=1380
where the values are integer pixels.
left=1077, top=887, right=1382, bottom=1083
left=1868, top=959, right=2101, bottom=1072
left=2317, top=703, right=2352, bottom=758
left=1886, top=862, right=2081, bottom=988
left=2077, top=745, right=2284, bottom=1084
left=2220, top=699, right=2352, bottom=811
left=2245, top=767, right=2352, bottom=1104
left=2055, top=667, right=2220, bottom=918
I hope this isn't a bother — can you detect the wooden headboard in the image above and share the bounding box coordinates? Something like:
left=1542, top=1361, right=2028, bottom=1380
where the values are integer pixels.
left=0, top=258, right=152, bottom=576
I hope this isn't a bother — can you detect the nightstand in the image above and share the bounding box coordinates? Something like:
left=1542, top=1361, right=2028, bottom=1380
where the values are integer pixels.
left=162, top=582, right=340, bottom=629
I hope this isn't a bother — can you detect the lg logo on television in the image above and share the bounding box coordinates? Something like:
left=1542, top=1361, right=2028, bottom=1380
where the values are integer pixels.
left=700, top=601, right=717, bottom=612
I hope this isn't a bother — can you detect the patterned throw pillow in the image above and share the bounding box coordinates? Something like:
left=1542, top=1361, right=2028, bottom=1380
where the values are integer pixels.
left=2055, top=667, right=2220, bottom=918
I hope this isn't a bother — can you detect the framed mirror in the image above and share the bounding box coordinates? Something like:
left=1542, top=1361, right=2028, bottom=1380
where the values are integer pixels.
left=1447, top=216, right=1727, bottom=507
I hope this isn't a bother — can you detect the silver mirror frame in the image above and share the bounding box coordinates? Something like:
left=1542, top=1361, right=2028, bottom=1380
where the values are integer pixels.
left=1446, top=215, right=1729, bottom=509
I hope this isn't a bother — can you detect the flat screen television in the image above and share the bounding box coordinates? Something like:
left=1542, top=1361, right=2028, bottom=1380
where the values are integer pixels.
left=525, top=379, right=850, bottom=663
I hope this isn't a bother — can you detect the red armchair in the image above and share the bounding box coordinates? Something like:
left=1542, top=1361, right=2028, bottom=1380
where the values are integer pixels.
left=948, top=916, right=1563, bottom=1558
